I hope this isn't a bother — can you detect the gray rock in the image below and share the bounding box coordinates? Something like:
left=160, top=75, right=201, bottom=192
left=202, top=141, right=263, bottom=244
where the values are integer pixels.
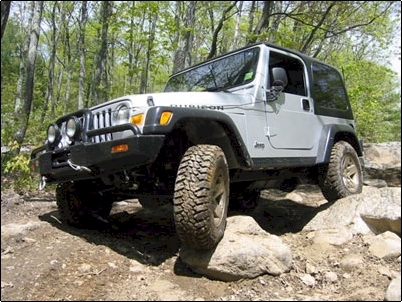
left=179, top=216, right=292, bottom=281
left=303, top=186, right=401, bottom=236
left=368, top=231, right=401, bottom=259
left=384, top=275, right=401, bottom=301
left=363, top=142, right=401, bottom=187
left=339, top=254, right=364, bottom=272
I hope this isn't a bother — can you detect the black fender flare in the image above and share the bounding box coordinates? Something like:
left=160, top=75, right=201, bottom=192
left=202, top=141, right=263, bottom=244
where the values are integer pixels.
left=316, top=124, right=364, bottom=164
left=143, top=106, right=253, bottom=169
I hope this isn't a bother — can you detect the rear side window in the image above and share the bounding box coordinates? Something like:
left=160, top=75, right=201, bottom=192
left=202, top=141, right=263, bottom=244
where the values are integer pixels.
left=312, top=63, right=349, bottom=111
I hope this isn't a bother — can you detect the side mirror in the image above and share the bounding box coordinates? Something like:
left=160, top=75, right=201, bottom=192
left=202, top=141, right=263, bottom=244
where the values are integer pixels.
left=271, top=67, right=288, bottom=88
left=266, top=67, right=288, bottom=101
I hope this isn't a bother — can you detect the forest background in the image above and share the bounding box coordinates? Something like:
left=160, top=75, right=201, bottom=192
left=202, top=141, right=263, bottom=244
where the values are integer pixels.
left=0, top=1, right=401, bottom=190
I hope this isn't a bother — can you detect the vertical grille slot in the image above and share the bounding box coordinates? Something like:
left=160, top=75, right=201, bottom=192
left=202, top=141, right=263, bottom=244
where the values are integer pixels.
left=93, top=114, right=99, bottom=143
left=98, top=112, right=105, bottom=141
left=104, top=110, right=112, bottom=140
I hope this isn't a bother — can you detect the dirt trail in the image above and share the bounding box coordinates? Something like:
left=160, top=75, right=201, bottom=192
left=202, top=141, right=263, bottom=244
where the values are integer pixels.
left=1, top=186, right=399, bottom=301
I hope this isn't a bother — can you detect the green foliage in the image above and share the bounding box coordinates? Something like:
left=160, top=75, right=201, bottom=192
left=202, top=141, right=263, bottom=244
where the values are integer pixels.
left=0, top=20, right=21, bottom=76
left=339, top=59, right=401, bottom=143
left=1, top=141, right=37, bottom=192
left=2, top=142, right=29, bottom=174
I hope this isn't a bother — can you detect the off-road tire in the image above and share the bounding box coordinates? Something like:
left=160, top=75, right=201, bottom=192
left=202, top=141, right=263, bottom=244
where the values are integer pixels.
left=173, top=144, right=229, bottom=250
left=56, top=181, right=112, bottom=228
left=319, top=141, right=363, bottom=202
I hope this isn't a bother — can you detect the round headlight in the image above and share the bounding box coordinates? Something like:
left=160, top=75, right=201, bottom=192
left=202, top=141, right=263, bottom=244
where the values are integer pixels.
left=47, top=124, right=60, bottom=144
left=66, top=116, right=80, bottom=139
left=113, top=105, right=130, bottom=125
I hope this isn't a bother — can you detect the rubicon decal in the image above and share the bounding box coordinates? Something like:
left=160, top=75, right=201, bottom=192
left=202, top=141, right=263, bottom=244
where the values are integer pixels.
left=171, top=104, right=224, bottom=111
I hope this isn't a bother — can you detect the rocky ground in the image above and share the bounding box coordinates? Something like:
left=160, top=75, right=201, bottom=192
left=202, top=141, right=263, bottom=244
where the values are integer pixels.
left=2, top=182, right=400, bottom=301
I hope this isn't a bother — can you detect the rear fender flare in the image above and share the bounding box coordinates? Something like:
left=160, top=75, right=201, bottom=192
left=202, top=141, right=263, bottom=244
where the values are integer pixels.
left=316, top=124, right=363, bottom=164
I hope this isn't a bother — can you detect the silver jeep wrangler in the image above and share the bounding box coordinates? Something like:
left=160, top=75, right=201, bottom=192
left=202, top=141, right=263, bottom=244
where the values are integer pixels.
left=31, top=42, right=364, bottom=250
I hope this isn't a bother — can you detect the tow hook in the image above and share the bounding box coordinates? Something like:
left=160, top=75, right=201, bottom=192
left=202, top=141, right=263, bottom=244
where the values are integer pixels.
left=39, top=176, right=46, bottom=190
left=67, top=159, right=92, bottom=173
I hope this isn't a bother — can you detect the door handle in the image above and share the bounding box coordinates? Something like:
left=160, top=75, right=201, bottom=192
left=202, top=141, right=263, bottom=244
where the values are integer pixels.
left=302, top=99, right=310, bottom=111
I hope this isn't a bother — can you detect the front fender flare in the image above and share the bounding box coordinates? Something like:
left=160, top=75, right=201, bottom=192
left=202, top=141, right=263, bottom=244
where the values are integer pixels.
left=143, top=106, right=253, bottom=169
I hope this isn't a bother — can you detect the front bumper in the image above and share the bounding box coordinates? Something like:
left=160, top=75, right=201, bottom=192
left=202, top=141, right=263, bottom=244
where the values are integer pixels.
left=30, top=135, right=165, bottom=184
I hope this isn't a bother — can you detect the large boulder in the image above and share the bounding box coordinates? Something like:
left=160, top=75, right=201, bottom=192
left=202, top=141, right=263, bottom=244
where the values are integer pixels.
left=363, top=142, right=401, bottom=187
left=303, top=186, right=401, bottom=236
left=179, top=216, right=292, bottom=281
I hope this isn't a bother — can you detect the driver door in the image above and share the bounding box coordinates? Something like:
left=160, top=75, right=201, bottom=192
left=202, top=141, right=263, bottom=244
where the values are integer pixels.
left=265, top=50, right=318, bottom=151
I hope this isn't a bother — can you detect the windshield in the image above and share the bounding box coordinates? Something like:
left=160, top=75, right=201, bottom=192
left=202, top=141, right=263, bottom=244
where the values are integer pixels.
left=164, top=47, right=260, bottom=92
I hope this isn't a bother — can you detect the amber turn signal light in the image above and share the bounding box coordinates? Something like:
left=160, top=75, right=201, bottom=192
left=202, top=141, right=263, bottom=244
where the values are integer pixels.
left=111, top=144, right=129, bottom=153
left=160, top=111, right=172, bottom=125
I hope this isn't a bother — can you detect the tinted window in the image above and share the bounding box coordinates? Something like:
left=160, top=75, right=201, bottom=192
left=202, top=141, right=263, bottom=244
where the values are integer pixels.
left=164, top=48, right=260, bottom=92
left=268, top=51, right=306, bottom=96
left=312, top=63, right=349, bottom=110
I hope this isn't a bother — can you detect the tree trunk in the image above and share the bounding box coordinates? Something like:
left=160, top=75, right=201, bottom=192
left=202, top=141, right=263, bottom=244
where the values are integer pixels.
left=14, top=55, right=25, bottom=115
left=78, top=1, right=87, bottom=110
left=267, top=1, right=283, bottom=43
left=300, top=2, right=335, bottom=54
left=1, top=1, right=11, bottom=41
left=13, top=1, right=43, bottom=154
left=232, top=1, right=243, bottom=51
left=62, top=2, right=73, bottom=116
left=94, top=1, right=112, bottom=105
left=127, top=6, right=135, bottom=91
left=140, top=9, right=158, bottom=94
left=172, top=1, right=196, bottom=73
left=41, top=2, right=60, bottom=122
left=207, top=1, right=238, bottom=59
left=248, top=1, right=272, bottom=44
left=247, top=1, right=256, bottom=41
left=14, top=1, right=31, bottom=115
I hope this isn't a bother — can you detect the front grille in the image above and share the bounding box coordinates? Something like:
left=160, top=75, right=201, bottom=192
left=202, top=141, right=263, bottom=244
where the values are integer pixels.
left=91, top=108, right=113, bottom=143
left=54, top=107, right=115, bottom=150
left=52, top=103, right=137, bottom=151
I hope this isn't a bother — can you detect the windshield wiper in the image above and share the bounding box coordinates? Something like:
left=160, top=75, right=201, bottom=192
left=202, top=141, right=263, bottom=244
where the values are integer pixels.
left=204, top=86, right=230, bottom=92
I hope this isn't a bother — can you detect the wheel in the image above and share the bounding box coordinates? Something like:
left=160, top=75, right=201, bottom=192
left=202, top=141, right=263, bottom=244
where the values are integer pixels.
left=56, top=181, right=113, bottom=227
left=229, top=182, right=260, bottom=212
left=319, top=141, right=363, bottom=202
left=173, top=144, right=229, bottom=250
left=138, top=195, right=172, bottom=209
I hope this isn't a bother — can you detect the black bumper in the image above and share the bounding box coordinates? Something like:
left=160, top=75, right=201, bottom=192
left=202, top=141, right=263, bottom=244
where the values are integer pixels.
left=30, top=135, right=165, bottom=183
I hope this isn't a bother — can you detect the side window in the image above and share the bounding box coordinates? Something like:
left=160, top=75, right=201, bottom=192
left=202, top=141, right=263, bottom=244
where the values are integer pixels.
left=268, top=51, right=307, bottom=96
left=312, top=63, right=349, bottom=110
